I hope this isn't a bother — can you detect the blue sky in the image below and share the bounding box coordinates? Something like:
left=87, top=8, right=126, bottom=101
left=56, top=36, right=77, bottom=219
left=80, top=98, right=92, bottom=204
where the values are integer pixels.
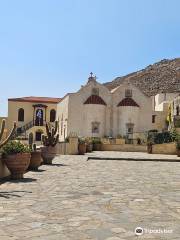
left=0, top=0, right=180, bottom=116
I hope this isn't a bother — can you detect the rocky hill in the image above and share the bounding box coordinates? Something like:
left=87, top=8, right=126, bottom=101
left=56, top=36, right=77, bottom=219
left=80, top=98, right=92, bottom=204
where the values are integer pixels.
left=104, top=58, right=180, bottom=96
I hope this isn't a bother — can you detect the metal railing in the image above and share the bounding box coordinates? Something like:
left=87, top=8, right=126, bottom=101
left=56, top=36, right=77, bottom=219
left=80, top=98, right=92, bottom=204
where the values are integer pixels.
left=16, top=120, right=47, bottom=136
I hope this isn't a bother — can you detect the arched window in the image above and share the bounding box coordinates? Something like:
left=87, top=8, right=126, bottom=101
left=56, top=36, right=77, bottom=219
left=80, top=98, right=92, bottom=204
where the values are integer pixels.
left=18, top=108, right=24, bottom=122
left=50, top=109, right=56, bottom=122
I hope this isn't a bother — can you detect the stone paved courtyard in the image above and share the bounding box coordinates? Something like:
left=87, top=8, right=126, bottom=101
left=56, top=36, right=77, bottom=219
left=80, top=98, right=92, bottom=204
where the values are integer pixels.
left=0, top=152, right=180, bottom=239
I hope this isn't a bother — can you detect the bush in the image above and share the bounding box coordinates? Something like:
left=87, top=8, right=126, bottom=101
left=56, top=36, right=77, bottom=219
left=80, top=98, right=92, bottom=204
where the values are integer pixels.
left=78, top=138, right=86, bottom=144
left=2, top=141, right=31, bottom=156
left=85, top=137, right=92, bottom=144
left=154, top=132, right=174, bottom=144
left=116, top=134, right=123, bottom=139
left=91, top=137, right=101, bottom=144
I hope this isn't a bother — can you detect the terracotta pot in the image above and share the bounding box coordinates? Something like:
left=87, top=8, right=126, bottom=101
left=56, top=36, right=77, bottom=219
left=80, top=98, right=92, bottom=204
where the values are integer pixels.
left=29, top=151, right=42, bottom=170
left=93, top=143, right=102, bottom=151
left=177, top=149, right=180, bottom=157
left=86, top=143, right=93, bottom=153
left=4, top=153, right=31, bottom=179
left=78, top=143, right=86, bottom=155
left=41, top=146, right=57, bottom=165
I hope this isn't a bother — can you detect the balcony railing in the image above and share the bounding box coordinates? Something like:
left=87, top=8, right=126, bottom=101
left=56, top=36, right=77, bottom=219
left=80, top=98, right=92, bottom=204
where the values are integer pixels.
left=16, top=120, right=55, bottom=136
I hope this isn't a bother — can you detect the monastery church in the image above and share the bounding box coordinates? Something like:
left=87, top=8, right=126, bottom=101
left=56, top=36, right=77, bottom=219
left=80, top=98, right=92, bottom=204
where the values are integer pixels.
left=57, top=74, right=152, bottom=141
left=7, top=73, right=153, bottom=143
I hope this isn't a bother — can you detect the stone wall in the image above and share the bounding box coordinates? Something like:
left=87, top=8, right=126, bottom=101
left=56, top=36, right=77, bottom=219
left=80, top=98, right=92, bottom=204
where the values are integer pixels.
left=101, top=144, right=147, bottom=152
left=55, top=137, right=78, bottom=155
left=152, top=142, right=176, bottom=155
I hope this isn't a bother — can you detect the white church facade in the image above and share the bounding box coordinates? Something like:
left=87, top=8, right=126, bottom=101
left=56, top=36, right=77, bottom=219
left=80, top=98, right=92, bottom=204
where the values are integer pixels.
left=57, top=74, right=153, bottom=141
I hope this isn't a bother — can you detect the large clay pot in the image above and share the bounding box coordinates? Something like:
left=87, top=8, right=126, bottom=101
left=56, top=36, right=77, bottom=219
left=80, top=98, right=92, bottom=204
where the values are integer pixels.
left=41, top=146, right=57, bottom=165
left=78, top=143, right=86, bottom=155
left=93, top=143, right=102, bottom=151
left=86, top=143, right=93, bottom=153
left=4, top=153, right=31, bottom=179
left=29, top=151, right=42, bottom=170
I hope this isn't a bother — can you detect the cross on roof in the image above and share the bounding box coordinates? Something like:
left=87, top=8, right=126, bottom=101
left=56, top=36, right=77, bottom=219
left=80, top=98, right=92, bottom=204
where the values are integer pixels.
left=90, top=72, right=93, bottom=78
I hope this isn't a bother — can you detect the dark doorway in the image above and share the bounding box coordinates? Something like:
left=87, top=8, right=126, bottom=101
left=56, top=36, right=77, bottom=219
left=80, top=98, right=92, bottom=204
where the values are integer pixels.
left=36, top=131, right=42, bottom=141
left=35, top=109, right=43, bottom=126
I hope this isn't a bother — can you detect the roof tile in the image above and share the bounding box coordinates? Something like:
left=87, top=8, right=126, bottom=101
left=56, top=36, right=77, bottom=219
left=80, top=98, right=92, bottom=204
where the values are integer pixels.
left=8, top=96, right=62, bottom=104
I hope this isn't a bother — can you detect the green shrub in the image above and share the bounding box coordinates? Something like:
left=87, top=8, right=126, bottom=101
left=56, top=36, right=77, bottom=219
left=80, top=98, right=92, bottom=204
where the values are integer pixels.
left=78, top=138, right=86, bottom=144
left=2, top=141, right=31, bottom=156
left=91, top=137, right=102, bottom=144
left=116, top=134, right=123, bottom=139
left=170, top=128, right=179, bottom=142
left=154, top=132, right=174, bottom=144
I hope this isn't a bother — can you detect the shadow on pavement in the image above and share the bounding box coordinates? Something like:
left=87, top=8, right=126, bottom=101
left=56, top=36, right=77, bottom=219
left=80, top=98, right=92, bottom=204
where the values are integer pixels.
left=46, top=163, right=69, bottom=167
left=29, top=169, right=46, bottom=172
left=0, top=177, right=37, bottom=185
left=0, top=190, right=32, bottom=199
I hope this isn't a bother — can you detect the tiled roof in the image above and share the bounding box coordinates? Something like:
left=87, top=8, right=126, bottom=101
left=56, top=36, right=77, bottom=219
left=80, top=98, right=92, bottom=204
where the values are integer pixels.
left=8, top=96, right=62, bottom=104
left=84, top=95, right=107, bottom=105
left=117, top=97, right=139, bottom=107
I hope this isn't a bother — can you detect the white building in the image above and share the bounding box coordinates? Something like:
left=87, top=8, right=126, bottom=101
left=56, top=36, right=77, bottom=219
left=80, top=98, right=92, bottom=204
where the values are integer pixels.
left=57, top=74, right=153, bottom=141
left=172, top=94, right=180, bottom=128
left=152, top=92, right=179, bottom=130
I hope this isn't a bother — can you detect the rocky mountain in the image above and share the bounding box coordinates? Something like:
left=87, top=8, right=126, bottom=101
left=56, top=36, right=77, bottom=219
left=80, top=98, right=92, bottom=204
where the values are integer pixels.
left=104, top=58, right=180, bottom=96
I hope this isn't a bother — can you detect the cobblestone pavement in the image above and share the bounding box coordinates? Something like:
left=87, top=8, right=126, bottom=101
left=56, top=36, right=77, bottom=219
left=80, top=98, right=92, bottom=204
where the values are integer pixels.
left=0, top=153, right=180, bottom=239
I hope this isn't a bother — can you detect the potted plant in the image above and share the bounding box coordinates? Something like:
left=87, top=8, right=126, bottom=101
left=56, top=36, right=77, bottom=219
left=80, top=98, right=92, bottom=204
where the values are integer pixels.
left=41, top=121, right=59, bottom=165
left=2, top=141, right=31, bottom=179
left=78, top=138, right=86, bottom=155
left=85, top=138, right=93, bottom=153
left=92, top=138, right=102, bottom=151
left=29, top=144, right=42, bottom=170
